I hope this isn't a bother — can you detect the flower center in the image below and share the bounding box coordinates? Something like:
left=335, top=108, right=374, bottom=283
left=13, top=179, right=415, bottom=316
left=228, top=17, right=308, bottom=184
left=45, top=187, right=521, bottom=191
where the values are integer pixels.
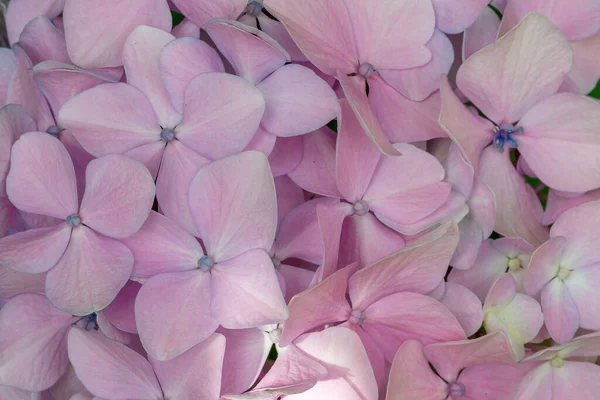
left=197, top=256, right=215, bottom=271
left=493, top=124, right=523, bottom=153
left=268, top=327, right=282, bottom=344
left=557, top=266, right=571, bottom=281
left=449, top=382, right=466, bottom=397
left=272, top=257, right=281, bottom=269
left=66, top=214, right=81, bottom=227
left=74, top=312, right=98, bottom=331
left=246, top=0, right=263, bottom=16
left=507, top=257, right=521, bottom=272
left=46, top=125, right=61, bottom=138
left=160, top=128, right=175, bottom=142
left=551, top=355, right=565, bottom=368
left=357, top=62, right=375, bottom=78
left=349, top=309, right=365, bottom=326
left=353, top=200, right=369, bottom=216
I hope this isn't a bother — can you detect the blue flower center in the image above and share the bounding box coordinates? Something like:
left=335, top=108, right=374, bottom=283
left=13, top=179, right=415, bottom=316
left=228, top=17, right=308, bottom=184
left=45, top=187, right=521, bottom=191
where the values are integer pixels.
left=74, top=312, right=98, bottom=331
left=357, top=62, right=375, bottom=78
left=353, top=200, right=369, bottom=216
left=198, top=256, right=215, bottom=271
left=246, top=1, right=263, bottom=16
left=46, top=125, right=61, bottom=138
left=493, top=124, right=523, bottom=153
left=66, top=214, right=81, bottom=227
left=160, top=128, right=175, bottom=142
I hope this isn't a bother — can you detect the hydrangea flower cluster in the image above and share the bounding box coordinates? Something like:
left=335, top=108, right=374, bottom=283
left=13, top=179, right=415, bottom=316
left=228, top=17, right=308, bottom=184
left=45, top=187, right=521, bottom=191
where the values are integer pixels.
left=1, top=0, right=600, bottom=399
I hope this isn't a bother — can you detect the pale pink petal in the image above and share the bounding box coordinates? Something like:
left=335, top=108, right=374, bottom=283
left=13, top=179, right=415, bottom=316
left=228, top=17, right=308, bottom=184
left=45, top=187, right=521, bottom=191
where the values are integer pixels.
left=287, top=127, right=341, bottom=198
left=518, top=93, right=600, bottom=192
left=316, top=201, right=355, bottom=279
left=424, top=332, right=516, bottom=383
left=484, top=273, right=518, bottom=310
left=511, top=363, right=553, bottom=400
left=0, top=49, right=17, bottom=105
left=278, top=264, right=316, bottom=303
left=0, top=385, right=38, bottom=399
left=63, top=0, right=172, bottom=68
left=468, top=177, right=496, bottom=237
left=456, top=13, right=572, bottom=124
left=175, top=73, right=265, bottom=160
left=0, top=265, right=45, bottom=299
left=438, top=75, right=494, bottom=170
left=552, top=360, right=600, bottom=398
left=79, top=155, right=155, bottom=238
left=123, top=141, right=165, bottom=179
left=18, top=16, right=70, bottom=65
left=101, top=280, right=140, bottom=334
left=67, top=328, right=163, bottom=400
left=171, top=18, right=200, bottom=39
left=462, top=7, right=501, bottom=60
left=336, top=99, right=381, bottom=203
left=246, top=125, right=277, bottom=155
left=45, top=226, right=133, bottom=315
left=205, top=19, right=289, bottom=85
left=569, top=32, right=600, bottom=94
left=450, top=217, right=484, bottom=270
left=156, top=140, right=211, bottom=237
left=289, top=327, right=378, bottom=400
left=544, top=189, right=600, bottom=225
left=478, top=146, right=549, bottom=246
left=6, top=0, right=65, bottom=45
left=541, top=279, right=580, bottom=344
left=368, top=75, right=447, bottom=143
left=349, top=222, right=459, bottom=309
left=150, top=333, right=225, bottom=400
left=432, top=0, right=489, bottom=34
left=0, top=224, right=70, bottom=274
left=159, top=36, right=225, bottom=114
left=378, top=29, right=454, bottom=101
left=0, top=294, right=75, bottom=391
left=58, top=83, right=162, bottom=157
left=211, top=250, right=288, bottom=329
left=169, top=0, right=247, bottom=27
left=337, top=73, right=400, bottom=156
left=261, top=0, right=358, bottom=76
left=135, top=270, right=218, bottom=361
left=258, top=64, right=339, bottom=137
left=566, top=265, right=600, bottom=330
left=524, top=236, right=566, bottom=296
left=7, top=132, right=78, bottom=219
left=189, top=151, right=277, bottom=261
left=257, top=14, right=308, bottom=62
left=279, top=265, right=354, bottom=347
left=121, top=211, right=203, bottom=279
left=458, top=362, right=530, bottom=400
left=385, top=340, right=448, bottom=400
left=49, top=363, right=92, bottom=400
left=219, top=328, right=271, bottom=395
left=268, top=136, right=302, bottom=177
left=274, top=175, right=304, bottom=223
left=438, top=282, right=483, bottom=337
left=122, top=26, right=181, bottom=129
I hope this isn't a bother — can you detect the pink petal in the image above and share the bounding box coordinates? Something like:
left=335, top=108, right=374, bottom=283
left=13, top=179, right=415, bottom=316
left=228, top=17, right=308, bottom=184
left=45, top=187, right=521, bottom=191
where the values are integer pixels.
left=205, top=19, right=289, bottom=85
left=63, top=0, right=171, bottom=68
left=123, top=140, right=165, bottom=179
left=349, top=222, right=459, bottom=309
left=261, top=0, right=358, bottom=76
left=468, top=177, right=496, bottom=238
left=432, top=0, right=489, bottom=34
left=424, top=332, right=516, bottom=383
left=569, top=32, right=600, bottom=94
left=7, top=132, right=78, bottom=219
left=457, top=13, right=572, bottom=124
left=451, top=217, right=485, bottom=270
left=315, top=201, right=354, bottom=279
left=189, top=151, right=277, bottom=261
left=368, top=75, right=447, bottom=143
left=278, top=264, right=316, bottom=303
left=122, top=26, right=181, bottom=129
left=268, top=136, right=303, bottom=177
left=101, top=280, right=141, bottom=334
left=0, top=294, right=75, bottom=391
left=219, top=328, right=271, bottom=395
left=211, top=250, right=288, bottom=329
left=458, top=362, right=530, bottom=400
left=274, top=177, right=304, bottom=224
left=0, top=265, right=45, bottom=299
left=438, top=75, right=494, bottom=170
left=511, top=363, right=553, bottom=400
left=45, top=226, right=133, bottom=315
left=169, top=0, right=247, bottom=27
left=518, top=93, right=600, bottom=192
left=484, top=273, right=518, bottom=310
left=478, top=146, right=549, bottom=246
left=121, top=211, right=203, bottom=279
left=18, top=16, right=70, bottom=65
left=171, top=18, right=200, bottom=39
left=6, top=0, right=65, bottom=45
left=258, top=64, right=339, bottom=137
left=287, top=127, right=341, bottom=198
left=258, top=14, right=308, bottom=62
left=524, top=236, right=566, bottom=296
left=159, top=36, right=225, bottom=114
left=386, top=340, right=447, bottom=400
left=175, top=73, right=265, bottom=160
left=541, top=278, right=580, bottom=344
left=135, top=270, right=218, bottom=361
left=246, top=125, right=277, bottom=155
left=438, top=282, right=483, bottom=337
left=58, top=83, right=162, bottom=157
left=462, top=7, right=501, bottom=60
left=79, top=154, right=155, bottom=238
left=0, top=224, right=70, bottom=274
left=67, top=328, right=163, bottom=400
left=544, top=189, right=600, bottom=225
left=336, top=99, right=381, bottom=203
left=362, top=292, right=466, bottom=361
left=566, top=265, right=600, bottom=330
left=156, top=140, right=211, bottom=237
left=0, top=49, right=17, bottom=105
left=337, top=73, right=400, bottom=156
left=363, top=143, right=450, bottom=228
left=150, top=333, right=225, bottom=400
left=49, top=362, right=92, bottom=400
left=552, top=361, right=600, bottom=398
left=378, top=29, right=454, bottom=101
left=279, top=265, right=354, bottom=347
